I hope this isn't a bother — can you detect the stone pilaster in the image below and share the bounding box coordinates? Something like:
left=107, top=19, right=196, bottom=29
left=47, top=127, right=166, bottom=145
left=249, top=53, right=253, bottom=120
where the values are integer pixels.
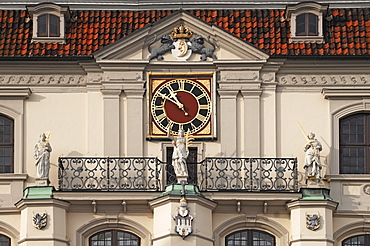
left=16, top=187, right=70, bottom=246
left=123, top=89, right=145, bottom=156
left=149, top=185, right=217, bottom=246
left=241, top=90, right=262, bottom=157
left=287, top=188, right=338, bottom=246
left=101, top=88, right=122, bottom=156
left=218, top=90, right=239, bottom=157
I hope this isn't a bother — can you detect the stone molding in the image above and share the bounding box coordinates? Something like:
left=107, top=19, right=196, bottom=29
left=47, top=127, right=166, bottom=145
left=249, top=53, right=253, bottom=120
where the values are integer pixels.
left=322, top=88, right=370, bottom=99
left=76, top=217, right=152, bottom=246
left=333, top=220, right=370, bottom=246
left=149, top=194, right=217, bottom=210
left=279, top=75, right=369, bottom=85
left=0, top=220, right=19, bottom=242
left=0, top=88, right=31, bottom=98
left=15, top=198, right=70, bottom=211
left=213, top=215, right=289, bottom=246
left=286, top=200, right=338, bottom=211
left=0, top=75, right=86, bottom=85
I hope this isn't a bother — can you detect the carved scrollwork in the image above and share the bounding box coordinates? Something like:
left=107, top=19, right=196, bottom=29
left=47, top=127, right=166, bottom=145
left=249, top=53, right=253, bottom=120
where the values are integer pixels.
left=278, top=75, right=369, bottom=85
left=0, top=75, right=86, bottom=85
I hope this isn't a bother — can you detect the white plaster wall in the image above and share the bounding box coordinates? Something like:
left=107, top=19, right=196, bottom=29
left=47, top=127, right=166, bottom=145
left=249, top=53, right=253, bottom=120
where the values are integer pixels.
left=277, top=91, right=330, bottom=175
left=25, top=92, right=87, bottom=187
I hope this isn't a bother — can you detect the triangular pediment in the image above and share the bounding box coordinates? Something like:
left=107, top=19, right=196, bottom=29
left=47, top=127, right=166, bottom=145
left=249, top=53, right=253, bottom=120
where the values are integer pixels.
left=94, top=11, right=269, bottom=62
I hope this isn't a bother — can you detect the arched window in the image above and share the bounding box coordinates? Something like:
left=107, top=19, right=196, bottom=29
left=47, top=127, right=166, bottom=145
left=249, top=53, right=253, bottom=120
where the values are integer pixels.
left=296, top=13, right=318, bottom=36
left=342, top=234, right=370, bottom=246
left=89, top=230, right=140, bottom=246
left=0, top=234, right=10, bottom=246
left=340, top=113, right=370, bottom=174
left=225, top=229, right=275, bottom=246
left=38, top=14, right=60, bottom=37
left=0, top=115, right=14, bottom=173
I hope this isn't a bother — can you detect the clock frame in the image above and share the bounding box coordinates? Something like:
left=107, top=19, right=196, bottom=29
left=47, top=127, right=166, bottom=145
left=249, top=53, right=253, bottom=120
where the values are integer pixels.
left=147, top=73, right=216, bottom=139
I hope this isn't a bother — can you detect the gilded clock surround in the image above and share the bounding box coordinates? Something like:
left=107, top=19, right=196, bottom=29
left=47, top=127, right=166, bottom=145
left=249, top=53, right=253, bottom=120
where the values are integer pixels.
left=147, top=73, right=216, bottom=139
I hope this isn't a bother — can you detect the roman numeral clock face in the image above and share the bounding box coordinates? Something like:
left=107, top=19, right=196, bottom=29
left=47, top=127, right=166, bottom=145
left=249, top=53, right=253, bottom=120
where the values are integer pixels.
left=149, top=78, right=214, bottom=137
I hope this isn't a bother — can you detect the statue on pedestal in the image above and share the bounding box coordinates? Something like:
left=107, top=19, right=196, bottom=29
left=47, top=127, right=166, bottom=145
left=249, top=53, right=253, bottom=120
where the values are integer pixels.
left=167, top=126, right=193, bottom=184
left=34, top=132, right=52, bottom=179
left=304, top=132, right=322, bottom=180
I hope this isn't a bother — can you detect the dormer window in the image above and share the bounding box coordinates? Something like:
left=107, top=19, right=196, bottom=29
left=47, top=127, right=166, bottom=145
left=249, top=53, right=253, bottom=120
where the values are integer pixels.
left=38, top=14, right=60, bottom=37
left=285, top=2, right=328, bottom=43
left=296, top=13, right=318, bottom=36
left=27, top=3, right=70, bottom=43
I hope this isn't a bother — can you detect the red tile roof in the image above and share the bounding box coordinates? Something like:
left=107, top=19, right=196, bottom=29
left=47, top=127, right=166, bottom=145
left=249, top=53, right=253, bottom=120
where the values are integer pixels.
left=1, top=8, right=370, bottom=57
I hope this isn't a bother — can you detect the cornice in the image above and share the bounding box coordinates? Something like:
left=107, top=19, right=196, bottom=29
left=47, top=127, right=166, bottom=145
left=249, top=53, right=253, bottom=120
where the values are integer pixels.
left=0, top=75, right=86, bottom=85
left=322, top=88, right=370, bottom=99
left=286, top=199, right=338, bottom=211
left=278, top=75, right=370, bottom=85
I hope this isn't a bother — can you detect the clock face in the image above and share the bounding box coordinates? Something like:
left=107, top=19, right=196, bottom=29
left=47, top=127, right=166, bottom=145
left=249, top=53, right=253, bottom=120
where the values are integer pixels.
left=149, top=77, right=213, bottom=136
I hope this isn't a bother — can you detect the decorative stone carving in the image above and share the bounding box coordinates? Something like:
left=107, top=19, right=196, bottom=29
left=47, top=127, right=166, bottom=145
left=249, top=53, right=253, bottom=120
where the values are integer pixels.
left=306, top=214, right=320, bottom=231
left=363, top=184, right=370, bottom=195
left=190, top=35, right=217, bottom=61
left=173, top=198, right=193, bottom=239
left=148, top=34, right=175, bottom=61
left=278, top=75, right=369, bottom=85
left=0, top=75, right=86, bottom=85
left=304, top=132, right=323, bottom=181
left=147, top=25, right=217, bottom=61
left=33, top=213, right=47, bottom=230
left=34, top=132, right=52, bottom=179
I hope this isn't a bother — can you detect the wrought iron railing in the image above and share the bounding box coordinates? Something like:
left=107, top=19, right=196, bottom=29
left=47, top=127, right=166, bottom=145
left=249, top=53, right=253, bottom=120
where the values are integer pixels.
left=58, top=157, right=298, bottom=192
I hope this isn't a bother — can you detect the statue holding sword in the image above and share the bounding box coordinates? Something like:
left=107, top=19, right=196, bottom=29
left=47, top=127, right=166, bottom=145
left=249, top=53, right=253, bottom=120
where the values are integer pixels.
left=298, top=123, right=323, bottom=180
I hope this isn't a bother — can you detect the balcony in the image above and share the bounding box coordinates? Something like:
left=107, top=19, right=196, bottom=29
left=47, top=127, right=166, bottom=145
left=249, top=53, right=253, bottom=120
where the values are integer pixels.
left=58, top=157, right=298, bottom=192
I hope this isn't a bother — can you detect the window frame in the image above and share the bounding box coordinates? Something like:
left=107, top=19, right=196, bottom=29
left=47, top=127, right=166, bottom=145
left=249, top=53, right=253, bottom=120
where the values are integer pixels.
left=0, top=234, right=10, bottom=246
left=225, top=229, right=276, bottom=246
left=296, top=13, right=318, bottom=36
left=339, top=113, right=370, bottom=174
left=342, top=234, right=370, bottom=246
left=89, top=230, right=140, bottom=246
left=0, top=114, right=14, bottom=174
left=37, top=14, right=60, bottom=38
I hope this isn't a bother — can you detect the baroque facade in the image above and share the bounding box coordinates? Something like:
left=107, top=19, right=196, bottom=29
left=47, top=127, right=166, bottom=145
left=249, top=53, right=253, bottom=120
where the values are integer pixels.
left=0, top=0, right=370, bottom=246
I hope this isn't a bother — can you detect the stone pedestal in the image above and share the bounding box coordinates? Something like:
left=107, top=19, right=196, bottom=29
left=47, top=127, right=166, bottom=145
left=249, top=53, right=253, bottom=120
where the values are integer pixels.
left=149, top=185, right=217, bottom=246
left=15, top=186, right=70, bottom=246
left=287, top=188, right=338, bottom=246
left=35, top=178, right=50, bottom=187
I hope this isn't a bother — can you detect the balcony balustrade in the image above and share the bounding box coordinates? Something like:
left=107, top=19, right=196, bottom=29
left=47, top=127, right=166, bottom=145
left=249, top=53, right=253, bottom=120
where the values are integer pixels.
left=58, top=157, right=298, bottom=192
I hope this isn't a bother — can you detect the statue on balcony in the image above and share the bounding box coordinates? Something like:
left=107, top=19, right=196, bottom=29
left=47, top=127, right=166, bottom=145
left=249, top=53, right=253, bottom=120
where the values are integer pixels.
left=167, top=126, right=193, bottom=183
left=34, top=132, right=52, bottom=179
left=304, top=132, right=322, bottom=180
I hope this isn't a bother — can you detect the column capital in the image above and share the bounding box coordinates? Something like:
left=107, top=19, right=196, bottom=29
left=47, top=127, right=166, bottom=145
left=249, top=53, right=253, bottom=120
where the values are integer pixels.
left=240, top=89, right=262, bottom=98
left=218, top=89, right=239, bottom=98
left=124, top=88, right=145, bottom=99
left=101, top=88, right=122, bottom=98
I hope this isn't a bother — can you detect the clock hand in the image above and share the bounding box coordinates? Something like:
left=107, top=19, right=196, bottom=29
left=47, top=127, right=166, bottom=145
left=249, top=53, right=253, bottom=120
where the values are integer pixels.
left=159, top=92, right=188, bottom=116
left=168, top=91, right=189, bottom=116
left=158, top=92, right=179, bottom=105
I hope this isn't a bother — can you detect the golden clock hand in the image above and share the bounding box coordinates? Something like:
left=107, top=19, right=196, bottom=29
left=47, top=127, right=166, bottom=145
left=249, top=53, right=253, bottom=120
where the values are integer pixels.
left=168, top=91, right=189, bottom=116
left=158, top=92, right=179, bottom=105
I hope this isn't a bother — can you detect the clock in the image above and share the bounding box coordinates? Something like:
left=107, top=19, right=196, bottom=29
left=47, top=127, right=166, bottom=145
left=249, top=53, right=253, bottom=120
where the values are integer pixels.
left=148, top=74, right=215, bottom=138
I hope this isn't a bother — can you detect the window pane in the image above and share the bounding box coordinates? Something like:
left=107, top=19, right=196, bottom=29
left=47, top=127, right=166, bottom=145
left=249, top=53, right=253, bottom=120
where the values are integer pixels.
left=308, top=14, right=318, bottom=35
left=296, top=14, right=306, bottom=36
left=0, top=234, right=10, bottom=246
left=226, top=230, right=275, bottom=246
left=0, top=115, right=13, bottom=174
left=342, top=234, right=368, bottom=246
left=49, top=14, right=60, bottom=37
left=38, top=14, right=48, bottom=37
left=90, top=230, right=140, bottom=246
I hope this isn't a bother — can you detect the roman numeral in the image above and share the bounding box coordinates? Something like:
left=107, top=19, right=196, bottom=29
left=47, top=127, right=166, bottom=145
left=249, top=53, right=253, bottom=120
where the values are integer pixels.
left=199, top=104, right=210, bottom=110
left=178, top=80, right=185, bottom=90
left=156, top=113, right=167, bottom=122
left=196, top=114, right=207, bottom=122
left=196, top=94, right=205, bottom=100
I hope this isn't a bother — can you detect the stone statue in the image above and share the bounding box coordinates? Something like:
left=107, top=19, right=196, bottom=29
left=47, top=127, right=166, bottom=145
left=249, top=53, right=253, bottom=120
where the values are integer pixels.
left=34, top=132, right=52, bottom=179
left=167, top=126, right=190, bottom=183
left=304, top=132, right=322, bottom=180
